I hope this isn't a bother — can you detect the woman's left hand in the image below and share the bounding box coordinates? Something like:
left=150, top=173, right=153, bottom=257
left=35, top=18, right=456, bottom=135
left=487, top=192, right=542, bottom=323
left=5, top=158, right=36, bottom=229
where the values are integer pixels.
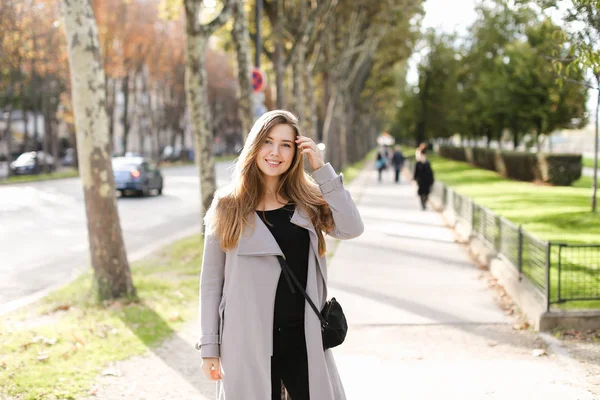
left=296, top=135, right=325, bottom=171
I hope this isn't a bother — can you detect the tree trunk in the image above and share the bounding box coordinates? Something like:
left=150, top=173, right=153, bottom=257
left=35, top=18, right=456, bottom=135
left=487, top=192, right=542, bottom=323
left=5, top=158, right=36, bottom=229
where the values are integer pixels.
left=304, top=69, right=317, bottom=140
left=186, top=34, right=216, bottom=214
left=42, top=94, right=52, bottom=172
left=183, top=0, right=232, bottom=216
left=107, top=77, right=117, bottom=154
left=51, top=117, right=60, bottom=169
left=321, top=86, right=337, bottom=163
left=122, top=75, right=131, bottom=155
left=591, top=74, right=599, bottom=213
left=338, top=92, right=348, bottom=171
left=232, top=0, right=254, bottom=139
left=4, top=76, right=15, bottom=175
left=61, top=0, right=135, bottom=300
left=273, top=0, right=285, bottom=109
left=292, top=50, right=305, bottom=122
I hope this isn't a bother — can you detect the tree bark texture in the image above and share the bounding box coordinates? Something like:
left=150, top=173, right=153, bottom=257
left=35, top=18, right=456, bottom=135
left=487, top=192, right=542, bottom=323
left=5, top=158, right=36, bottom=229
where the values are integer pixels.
left=304, top=69, right=317, bottom=140
left=292, top=56, right=305, bottom=123
left=184, top=0, right=233, bottom=217
left=232, top=0, right=254, bottom=138
left=122, top=75, right=131, bottom=155
left=274, top=0, right=285, bottom=109
left=60, top=0, right=135, bottom=300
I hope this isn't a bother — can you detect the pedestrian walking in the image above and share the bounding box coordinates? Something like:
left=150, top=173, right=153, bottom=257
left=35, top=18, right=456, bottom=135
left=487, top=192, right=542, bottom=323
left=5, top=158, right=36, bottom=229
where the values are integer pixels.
left=413, top=147, right=435, bottom=210
left=391, top=145, right=405, bottom=183
left=196, top=109, right=364, bottom=400
left=375, top=151, right=387, bottom=182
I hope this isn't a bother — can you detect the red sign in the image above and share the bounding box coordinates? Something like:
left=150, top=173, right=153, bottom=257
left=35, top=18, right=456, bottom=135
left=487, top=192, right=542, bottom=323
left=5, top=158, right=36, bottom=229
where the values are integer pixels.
left=252, top=68, right=265, bottom=93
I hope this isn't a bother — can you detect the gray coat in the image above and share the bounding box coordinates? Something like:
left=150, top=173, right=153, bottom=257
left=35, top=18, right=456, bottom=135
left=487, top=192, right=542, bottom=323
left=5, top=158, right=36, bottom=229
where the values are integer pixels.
left=196, top=163, right=364, bottom=400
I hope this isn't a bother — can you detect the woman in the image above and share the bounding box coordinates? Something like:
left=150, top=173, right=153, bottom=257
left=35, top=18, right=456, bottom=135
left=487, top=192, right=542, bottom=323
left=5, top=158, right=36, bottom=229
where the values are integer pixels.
left=413, top=148, right=435, bottom=210
left=375, top=150, right=387, bottom=182
left=196, top=110, right=364, bottom=400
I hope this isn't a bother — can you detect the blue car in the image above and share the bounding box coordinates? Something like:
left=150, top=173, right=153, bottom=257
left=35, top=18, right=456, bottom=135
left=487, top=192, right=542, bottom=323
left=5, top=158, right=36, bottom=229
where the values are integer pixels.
left=112, top=156, right=163, bottom=197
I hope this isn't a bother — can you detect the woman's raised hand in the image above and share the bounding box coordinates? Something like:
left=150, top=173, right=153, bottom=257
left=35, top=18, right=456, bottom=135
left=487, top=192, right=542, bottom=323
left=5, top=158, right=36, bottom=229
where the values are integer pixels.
left=201, top=357, right=222, bottom=381
left=296, top=135, right=325, bottom=171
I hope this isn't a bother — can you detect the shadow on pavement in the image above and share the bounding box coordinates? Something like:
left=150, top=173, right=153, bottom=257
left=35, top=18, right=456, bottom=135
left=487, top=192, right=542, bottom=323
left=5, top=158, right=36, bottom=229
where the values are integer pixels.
left=328, top=280, right=539, bottom=352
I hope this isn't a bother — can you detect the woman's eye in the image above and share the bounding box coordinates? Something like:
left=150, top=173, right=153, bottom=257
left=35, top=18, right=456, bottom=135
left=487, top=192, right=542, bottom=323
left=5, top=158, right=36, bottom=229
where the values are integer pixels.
left=283, top=144, right=291, bottom=148
left=265, top=140, right=272, bottom=144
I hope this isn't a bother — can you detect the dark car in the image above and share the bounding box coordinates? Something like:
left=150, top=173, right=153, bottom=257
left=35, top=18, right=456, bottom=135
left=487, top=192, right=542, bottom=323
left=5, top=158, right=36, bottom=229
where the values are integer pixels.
left=112, top=156, right=163, bottom=197
left=10, top=151, right=56, bottom=175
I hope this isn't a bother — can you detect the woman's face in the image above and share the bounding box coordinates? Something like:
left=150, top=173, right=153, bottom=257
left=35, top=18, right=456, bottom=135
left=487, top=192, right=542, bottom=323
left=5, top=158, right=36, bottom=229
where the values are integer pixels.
left=256, top=123, right=296, bottom=179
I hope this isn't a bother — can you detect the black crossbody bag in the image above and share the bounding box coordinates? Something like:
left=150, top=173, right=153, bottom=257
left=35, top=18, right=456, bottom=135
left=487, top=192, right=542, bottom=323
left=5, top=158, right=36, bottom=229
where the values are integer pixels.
left=277, top=256, right=348, bottom=349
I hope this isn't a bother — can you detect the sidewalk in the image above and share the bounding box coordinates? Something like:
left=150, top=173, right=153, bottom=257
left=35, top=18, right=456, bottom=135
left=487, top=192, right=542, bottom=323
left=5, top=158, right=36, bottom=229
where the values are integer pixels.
left=331, top=166, right=596, bottom=399
left=85, top=163, right=598, bottom=400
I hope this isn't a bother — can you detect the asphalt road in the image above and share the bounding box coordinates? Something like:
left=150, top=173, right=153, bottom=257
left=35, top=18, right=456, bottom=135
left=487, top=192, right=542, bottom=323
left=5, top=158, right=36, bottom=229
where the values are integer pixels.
left=0, top=162, right=234, bottom=311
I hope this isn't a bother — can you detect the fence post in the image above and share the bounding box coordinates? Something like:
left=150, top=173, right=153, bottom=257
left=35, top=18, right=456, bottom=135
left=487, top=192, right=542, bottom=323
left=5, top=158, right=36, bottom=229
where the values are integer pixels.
left=545, top=242, right=551, bottom=312
left=482, top=208, right=487, bottom=242
left=517, top=225, right=523, bottom=274
left=557, top=244, right=562, bottom=304
left=495, top=216, right=501, bottom=252
left=470, top=200, right=475, bottom=231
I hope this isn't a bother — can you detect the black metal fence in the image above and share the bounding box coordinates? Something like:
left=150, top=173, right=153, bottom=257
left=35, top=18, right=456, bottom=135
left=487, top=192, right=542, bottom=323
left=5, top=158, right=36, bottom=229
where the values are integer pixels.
left=428, top=179, right=600, bottom=309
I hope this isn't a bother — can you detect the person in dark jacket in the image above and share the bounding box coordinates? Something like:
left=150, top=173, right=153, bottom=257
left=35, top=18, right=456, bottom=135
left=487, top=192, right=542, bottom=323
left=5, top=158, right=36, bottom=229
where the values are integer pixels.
left=413, top=148, right=435, bottom=210
left=375, top=150, right=387, bottom=182
left=391, top=145, right=405, bottom=183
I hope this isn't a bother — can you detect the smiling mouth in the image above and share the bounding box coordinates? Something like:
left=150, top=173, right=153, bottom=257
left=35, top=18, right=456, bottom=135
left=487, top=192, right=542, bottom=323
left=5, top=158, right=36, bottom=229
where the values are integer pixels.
left=266, top=159, right=282, bottom=166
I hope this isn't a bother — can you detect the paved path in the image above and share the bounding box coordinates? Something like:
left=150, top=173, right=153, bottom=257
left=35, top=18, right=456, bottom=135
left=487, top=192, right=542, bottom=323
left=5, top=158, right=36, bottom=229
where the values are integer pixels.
left=85, top=164, right=598, bottom=400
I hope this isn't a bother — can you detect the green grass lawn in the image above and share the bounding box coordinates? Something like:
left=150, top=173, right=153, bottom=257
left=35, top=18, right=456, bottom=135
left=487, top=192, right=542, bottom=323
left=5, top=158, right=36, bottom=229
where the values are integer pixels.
left=0, top=169, right=80, bottom=185
left=429, top=155, right=600, bottom=309
left=583, top=157, right=595, bottom=169
left=430, top=155, right=599, bottom=244
left=0, top=236, right=204, bottom=400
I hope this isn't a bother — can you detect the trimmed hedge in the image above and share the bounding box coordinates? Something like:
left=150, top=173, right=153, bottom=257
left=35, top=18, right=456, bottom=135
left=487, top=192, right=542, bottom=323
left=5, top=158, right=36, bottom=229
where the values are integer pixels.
left=437, top=145, right=582, bottom=186
left=538, top=154, right=582, bottom=186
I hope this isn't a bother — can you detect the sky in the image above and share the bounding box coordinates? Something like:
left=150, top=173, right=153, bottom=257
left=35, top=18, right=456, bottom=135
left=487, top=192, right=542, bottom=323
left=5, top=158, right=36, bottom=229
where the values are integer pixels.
left=406, top=0, right=598, bottom=120
left=420, top=0, right=479, bottom=34
left=406, top=0, right=478, bottom=85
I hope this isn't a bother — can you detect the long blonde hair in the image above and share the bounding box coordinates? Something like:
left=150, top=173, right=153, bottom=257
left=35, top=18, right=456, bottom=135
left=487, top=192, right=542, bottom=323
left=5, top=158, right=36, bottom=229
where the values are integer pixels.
left=205, top=110, right=333, bottom=256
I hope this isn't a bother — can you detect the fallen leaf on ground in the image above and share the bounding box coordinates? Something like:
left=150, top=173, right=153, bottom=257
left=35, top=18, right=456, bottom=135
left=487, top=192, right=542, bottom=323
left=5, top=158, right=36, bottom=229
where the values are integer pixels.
left=53, top=304, right=71, bottom=312
left=73, top=334, right=86, bottom=346
left=169, top=312, right=182, bottom=322
left=513, top=322, right=530, bottom=330
left=37, top=352, right=49, bottom=362
left=488, top=341, right=499, bottom=347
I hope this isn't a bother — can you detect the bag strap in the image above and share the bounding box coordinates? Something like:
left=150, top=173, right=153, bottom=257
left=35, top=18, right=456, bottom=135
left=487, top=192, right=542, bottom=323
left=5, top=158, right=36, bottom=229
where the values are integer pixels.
left=277, top=256, right=328, bottom=328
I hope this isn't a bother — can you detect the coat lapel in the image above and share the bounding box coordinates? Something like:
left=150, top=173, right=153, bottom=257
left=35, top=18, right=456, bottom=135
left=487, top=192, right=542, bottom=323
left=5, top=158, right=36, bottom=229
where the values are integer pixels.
left=235, top=206, right=326, bottom=284
left=236, top=206, right=317, bottom=256
left=236, top=212, right=284, bottom=257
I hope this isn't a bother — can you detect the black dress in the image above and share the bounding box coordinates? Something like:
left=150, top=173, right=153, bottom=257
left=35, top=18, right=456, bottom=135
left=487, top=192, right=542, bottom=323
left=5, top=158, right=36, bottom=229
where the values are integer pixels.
left=256, top=203, right=311, bottom=400
left=413, top=160, right=435, bottom=195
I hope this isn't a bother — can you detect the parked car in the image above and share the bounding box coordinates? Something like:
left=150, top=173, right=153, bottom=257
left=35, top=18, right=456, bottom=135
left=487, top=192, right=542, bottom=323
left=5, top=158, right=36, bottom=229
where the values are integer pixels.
left=10, top=151, right=55, bottom=175
left=112, top=156, right=163, bottom=197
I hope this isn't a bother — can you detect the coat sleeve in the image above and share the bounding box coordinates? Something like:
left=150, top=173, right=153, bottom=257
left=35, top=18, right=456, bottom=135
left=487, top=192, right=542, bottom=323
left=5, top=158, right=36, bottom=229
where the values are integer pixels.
left=312, top=162, right=364, bottom=240
left=195, top=232, right=225, bottom=358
